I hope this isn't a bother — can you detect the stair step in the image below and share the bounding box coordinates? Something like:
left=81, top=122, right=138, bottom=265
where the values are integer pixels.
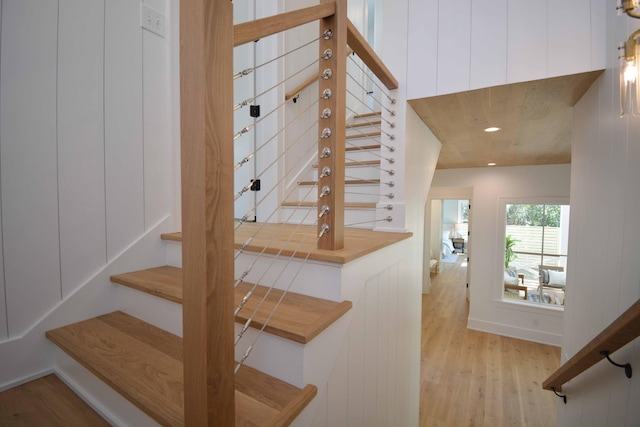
left=111, top=266, right=352, bottom=344
left=345, top=144, right=381, bottom=151
left=313, top=160, right=380, bottom=168
left=346, top=120, right=381, bottom=128
left=46, top=311, right=316, bottom=427
left=353, top=111, right=381, bottom=119
left=163, top=225, right=413, bottom=264
left=281, top=201, right=376, bottom=209
left=346, top=132, right=381, bottom=140
left=297, top=179, right=380, bottom=186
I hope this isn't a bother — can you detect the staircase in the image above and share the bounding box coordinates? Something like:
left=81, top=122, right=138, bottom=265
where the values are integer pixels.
left=282, top=112, right=388, bottom=228
left=45, top=232, right=354, bottom=426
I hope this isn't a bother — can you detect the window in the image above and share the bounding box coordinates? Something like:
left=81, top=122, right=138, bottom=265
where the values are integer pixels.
left=502, top=202, right=569, bottom=307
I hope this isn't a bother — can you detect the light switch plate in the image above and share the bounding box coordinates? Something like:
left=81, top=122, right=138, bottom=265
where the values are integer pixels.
left=140, top=3, right=165, bottom=38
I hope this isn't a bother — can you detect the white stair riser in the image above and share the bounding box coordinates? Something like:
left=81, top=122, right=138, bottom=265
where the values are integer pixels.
left=115, top=280, right=307, bottom=388
left=307, top=166, right=381, bottom=182
left=280, top=206, right=376, bottom=229
left=166, top=242, right=343, bottom=301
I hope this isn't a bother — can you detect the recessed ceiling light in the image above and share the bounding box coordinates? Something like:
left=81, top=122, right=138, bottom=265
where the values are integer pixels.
left=488, top=162, right=496, bottom=166
left=484, top=127, right=501, bottom=132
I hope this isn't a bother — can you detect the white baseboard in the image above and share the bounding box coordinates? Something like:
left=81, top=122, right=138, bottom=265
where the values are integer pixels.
left=467, top=317, right=562, bottom=347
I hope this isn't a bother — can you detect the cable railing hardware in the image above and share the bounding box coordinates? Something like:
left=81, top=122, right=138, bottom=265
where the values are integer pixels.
left=233, top=34, right=321, bottom=81
left=345, top=216, right=393, bottom=227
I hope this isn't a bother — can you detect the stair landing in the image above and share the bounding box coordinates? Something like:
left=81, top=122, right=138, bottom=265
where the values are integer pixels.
left=162, top=223, right=412, bottom=264
left=46, top=311, right=316, bottom=427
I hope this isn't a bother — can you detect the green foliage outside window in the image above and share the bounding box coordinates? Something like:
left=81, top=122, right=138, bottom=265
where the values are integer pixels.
left=505, top=204, right=560, bottom=227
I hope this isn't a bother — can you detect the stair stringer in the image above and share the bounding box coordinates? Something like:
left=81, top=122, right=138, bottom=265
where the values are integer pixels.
left=0, top=216, right=173, bottom=393
left=291, top=237, right=417, bottom=427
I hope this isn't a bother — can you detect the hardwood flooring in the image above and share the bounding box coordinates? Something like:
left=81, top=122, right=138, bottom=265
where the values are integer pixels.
left=420, top=255, right=561, bottom=426
left=0, top=374, right=110, bottom=426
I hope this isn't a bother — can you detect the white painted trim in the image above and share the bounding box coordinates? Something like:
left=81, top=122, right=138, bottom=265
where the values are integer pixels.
left=467, top=317, right=562, bottom=347
left=0, top=369, right=53, bottom=393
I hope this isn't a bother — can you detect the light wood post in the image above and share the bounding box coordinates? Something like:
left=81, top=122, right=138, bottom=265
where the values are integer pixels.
left=180, top=0, right=235, bottom=425
left=317, top=0, right=346, bottom=250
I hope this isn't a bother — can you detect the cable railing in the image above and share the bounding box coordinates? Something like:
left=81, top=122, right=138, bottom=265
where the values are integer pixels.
left=180, top=0, right=398, bottom=423
left=543, top=298, right=640, bottom=403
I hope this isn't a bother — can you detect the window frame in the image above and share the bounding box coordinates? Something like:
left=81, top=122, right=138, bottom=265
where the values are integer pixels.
left=497, top=197, right=569, bottom=309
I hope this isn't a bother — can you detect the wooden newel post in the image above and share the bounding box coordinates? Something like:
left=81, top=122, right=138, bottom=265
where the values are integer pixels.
left=317, top=0, right=347, bottom=250
left=180, top=0, right=235, bottom=425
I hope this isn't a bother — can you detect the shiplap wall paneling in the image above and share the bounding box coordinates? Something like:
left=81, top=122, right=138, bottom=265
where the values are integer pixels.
left=347, top=286, right=366, bottom=425
left=104, top=0, right=144, bottom=261
left=397, top=259, right=416, bottom=427
left=376, top=266, right=390, bottom=424
left=558, top=4, right=640, bottom=423
left=0, top=219, right=5, bottom=340
left=386, top=262, right=399, bottom=426
left=363, top=274, right=379, bottom=427
left=0, top=0, right=62, bottom=336
left=590, top=0, right=606, bottom=70
left=547, top=0, right=591, bottom=77
left=436, top=0, right=471, bottom=95
left=142, top=1, right=171, bottom=229
left=507, top=0, right=547, bottom=83
left=406, top=0, right=438, bottom=98
left=57, top=0, right=107, bottom=297
left=470, top=0, right=507, bottom=90
left=0, top=0, right=5, bottom=342
left=325, top=339, right=349, bottom=426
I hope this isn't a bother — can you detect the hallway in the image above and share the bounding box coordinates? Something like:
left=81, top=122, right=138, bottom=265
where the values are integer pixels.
left=420, top=255, right=561, bottom=426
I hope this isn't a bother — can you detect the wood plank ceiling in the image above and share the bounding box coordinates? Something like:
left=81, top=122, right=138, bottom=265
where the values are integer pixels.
left=408, top=70, right=604, bottom=169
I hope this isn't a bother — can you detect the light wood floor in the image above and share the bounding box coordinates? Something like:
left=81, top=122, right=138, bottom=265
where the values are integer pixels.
left=0, top=374, right=110, bottom=426
left=420, top=255, right=561, bottom=426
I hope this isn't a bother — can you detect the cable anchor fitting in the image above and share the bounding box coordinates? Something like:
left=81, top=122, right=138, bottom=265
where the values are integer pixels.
left=320, top=147, right=332, bottom=159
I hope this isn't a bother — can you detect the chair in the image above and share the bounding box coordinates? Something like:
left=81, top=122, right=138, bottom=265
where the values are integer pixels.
left=430, top=249, right=439, bottom=274
left=538, top=265, right=565, bottom=301
left=504, top=268, right=527, bottom=299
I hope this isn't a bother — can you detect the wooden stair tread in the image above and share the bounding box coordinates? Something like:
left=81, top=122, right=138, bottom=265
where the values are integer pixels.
left=161, top=225, right=412, bottom=264
left=345, top=144, right=381, bottom=151
left=345, top=132, right=381, bottom=140
left=346, top=120, right=381, bottom=128
left=111, top=266, right=182, bottom=303
left=297, top=179, right=380, bottom=186
left=313, top=160, right=380, bottom=168
left=46, top=311, right=317, bottom=427
left=281, top=201, right=376, bottom=209
left=353, top=111, right=381, bottom=119
left=111, top=266, right=352, bottom=344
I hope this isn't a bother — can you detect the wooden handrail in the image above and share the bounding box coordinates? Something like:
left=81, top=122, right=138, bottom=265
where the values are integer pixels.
left=234, top=3, right=336, bottom=47
left=543, top=298, right=640, bottom=392
left=346, top=19, right=398, bottom=90
left=285, top=73, right=319, bottom=101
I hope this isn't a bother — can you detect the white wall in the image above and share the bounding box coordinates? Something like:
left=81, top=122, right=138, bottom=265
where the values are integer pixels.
left=406, top=0, right=606, bottom=99
left=556, top=4, right=640, bottom=425
left=431, top=165, right=571, bottom=345
left=0, top=0, right=173, bottom=338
